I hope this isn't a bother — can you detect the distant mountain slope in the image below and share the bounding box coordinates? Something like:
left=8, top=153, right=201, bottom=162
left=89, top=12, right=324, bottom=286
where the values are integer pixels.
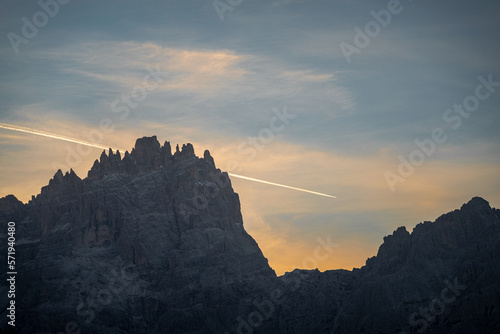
left=1, top=136, right=499, bottom=334
left=277, top=197, right=500, bottom=334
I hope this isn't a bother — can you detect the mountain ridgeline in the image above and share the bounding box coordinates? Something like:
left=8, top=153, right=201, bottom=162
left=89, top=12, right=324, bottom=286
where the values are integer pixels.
left=0, top=136, right=499, bottom=334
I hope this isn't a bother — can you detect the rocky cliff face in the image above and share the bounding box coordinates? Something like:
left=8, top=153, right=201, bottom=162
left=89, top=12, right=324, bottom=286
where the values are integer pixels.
left=280, top=197, right=500, bottom=334
left=1, top=136, right=499, bottom=334
left=0, top=136, right=275, bottom=334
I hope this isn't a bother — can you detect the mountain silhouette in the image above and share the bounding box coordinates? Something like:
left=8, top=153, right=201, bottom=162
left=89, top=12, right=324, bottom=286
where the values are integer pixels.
left=1, top=136, right=499, bottom=333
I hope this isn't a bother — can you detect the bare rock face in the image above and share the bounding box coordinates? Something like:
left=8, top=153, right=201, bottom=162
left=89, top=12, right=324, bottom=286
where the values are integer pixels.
left=0, top=136, right=275, bottom=333
left=1, top=135, right=499, bottom=334
left=0, top=195, right=25, bottom=225
left=331, top=197, right=500, bottom=334
left=267, top=198, right=500, bottom=334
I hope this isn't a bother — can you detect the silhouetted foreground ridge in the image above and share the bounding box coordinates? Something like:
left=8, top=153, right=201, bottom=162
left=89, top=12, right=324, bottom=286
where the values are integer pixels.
left=1, top=136, right=498, bottom=333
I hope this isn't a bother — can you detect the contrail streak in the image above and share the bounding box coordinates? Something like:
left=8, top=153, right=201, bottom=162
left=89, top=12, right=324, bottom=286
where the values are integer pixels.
left=0, top=122, right=336, bottom=198
left=0, top=122, right=127, bottom=152
left=228, top=173, right=337, bottom=199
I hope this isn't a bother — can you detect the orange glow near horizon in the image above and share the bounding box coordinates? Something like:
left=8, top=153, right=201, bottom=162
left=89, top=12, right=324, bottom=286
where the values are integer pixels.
left=0, top=123, right=337, bottom=199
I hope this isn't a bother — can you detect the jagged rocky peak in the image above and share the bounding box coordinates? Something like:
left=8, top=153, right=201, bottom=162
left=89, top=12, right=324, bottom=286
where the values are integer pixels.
left=364, top=225, right=411, bottom=273
left=173, top=142, right=196, bottom=162
left=88, top=136, right=213, bottom=179
left=364, top=196, right=498, bottom=275
left=204, top=149, right=215, bottom=167
left=465, top=196, right=490, bottom=207
left=42, top=168, right=82, bottom=192
left=130, top=135, right=161, bottom=168
left=29, top=168, right=84, bottom=205
left=460, top=196, right=492, bottom=215
left=0, top=194, right=23, bottom=212
left=379, top=226, right=411, bottom=253
left=0, top=134, right=279, bottom=333
left=0, top=153, right=499, bottom=334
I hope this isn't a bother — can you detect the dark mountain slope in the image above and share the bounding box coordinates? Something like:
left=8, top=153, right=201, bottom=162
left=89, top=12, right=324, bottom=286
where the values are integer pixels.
left=279, top=197, right=500, bottom=334
left=1, top=136, right=275, bottom=333
left=1, top=136, right=499, bottom=334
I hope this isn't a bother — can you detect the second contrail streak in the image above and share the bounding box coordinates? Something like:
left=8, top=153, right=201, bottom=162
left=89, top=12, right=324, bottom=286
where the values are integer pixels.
left=228, top=173, right=337, bottom=199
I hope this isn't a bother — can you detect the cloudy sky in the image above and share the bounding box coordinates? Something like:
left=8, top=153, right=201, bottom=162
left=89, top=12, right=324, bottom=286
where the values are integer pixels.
left=1, top=0, right=499, bottom=275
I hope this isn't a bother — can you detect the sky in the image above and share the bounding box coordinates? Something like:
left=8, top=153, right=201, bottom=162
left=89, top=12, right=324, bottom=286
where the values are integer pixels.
left=1, top=0, right=499, bottom=275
